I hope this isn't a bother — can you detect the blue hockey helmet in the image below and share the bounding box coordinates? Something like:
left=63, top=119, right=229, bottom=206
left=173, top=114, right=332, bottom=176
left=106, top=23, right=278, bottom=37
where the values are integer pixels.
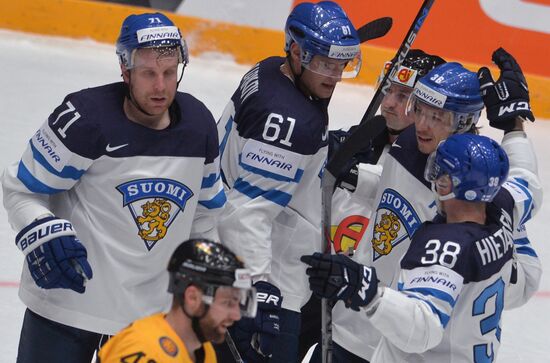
left=284, top=1, right=361, bottom=78
left=116, top=12, right=188, bottom=69
left=408, top=62, right=484, bottom=133
left=425, top=134, right=509, bottom=202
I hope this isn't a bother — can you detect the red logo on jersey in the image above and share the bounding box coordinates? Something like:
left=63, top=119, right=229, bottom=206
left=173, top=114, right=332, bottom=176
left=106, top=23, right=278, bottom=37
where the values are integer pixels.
left=331, top=215, right=370, bottom=253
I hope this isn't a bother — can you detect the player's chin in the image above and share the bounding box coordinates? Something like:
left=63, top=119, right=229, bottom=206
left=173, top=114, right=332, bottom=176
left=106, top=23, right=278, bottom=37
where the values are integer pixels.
left=416, top=135, right=436, bottom=154
left=316, top=83, right=336, bottom=98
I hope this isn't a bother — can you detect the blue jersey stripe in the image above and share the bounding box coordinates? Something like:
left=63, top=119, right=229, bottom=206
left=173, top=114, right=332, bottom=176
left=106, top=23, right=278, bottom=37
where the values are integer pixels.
left=514, top=237, right=530, bottom=246
left=219, top=115, right=234, bottom=160
left=407, top=294, right=451, bottom=328
left=233, top=178, right=292, bottom=207
left=239, top=158, right=304, bottom=183
left=399, top=282, right=457, bottom=308
left=516, top=245, right=538, bottom=257
left=17, top=162, right=65, bottom=194
left=201, top=172, right=220, bottom=189
left=199, top=189, right=226, bottom=209
left=509, top=178, right=534, bottom=224
left=30, top=141, right=86, bottom=180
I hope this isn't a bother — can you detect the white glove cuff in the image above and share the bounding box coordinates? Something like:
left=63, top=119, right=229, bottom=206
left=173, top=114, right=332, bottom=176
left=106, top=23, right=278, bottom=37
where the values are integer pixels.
left=16, top=218, right=76, bottom=255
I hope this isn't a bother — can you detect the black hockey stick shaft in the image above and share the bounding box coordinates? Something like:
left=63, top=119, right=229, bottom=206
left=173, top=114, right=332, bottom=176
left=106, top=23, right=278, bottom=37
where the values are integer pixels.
left=357, top=16, right=393, bottom=43
left=320, top=2, right=436, bottom=363
left=225, top=331, right=244, bottom=363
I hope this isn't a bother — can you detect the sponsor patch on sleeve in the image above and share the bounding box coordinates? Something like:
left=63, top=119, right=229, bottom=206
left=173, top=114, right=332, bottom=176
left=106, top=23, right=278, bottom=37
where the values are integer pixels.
left=402, top=264, right=463, bottom=303
left=31, top=124, right=72, bottom=172
left=241, top=139, right=302, bottom=180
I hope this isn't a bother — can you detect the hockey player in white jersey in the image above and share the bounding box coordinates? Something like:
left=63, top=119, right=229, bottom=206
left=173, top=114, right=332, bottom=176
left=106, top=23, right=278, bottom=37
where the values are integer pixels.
left=215, top=2, right=361, bottom=362
left=1, top=13, right=225, bottom=362
left=307, top=49, right=542, bottom=362
left=302, top=50, right=446, bottom=362
left=303, top=131, right=540, bottom=362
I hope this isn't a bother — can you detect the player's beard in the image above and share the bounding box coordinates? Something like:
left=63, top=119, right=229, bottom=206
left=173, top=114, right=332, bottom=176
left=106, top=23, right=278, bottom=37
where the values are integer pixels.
left=198, top=314, right=227, bottom=344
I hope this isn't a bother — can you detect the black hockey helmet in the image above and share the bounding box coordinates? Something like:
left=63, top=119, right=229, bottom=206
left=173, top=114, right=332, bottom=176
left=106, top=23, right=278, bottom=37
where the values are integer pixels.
left=378, top=49, right=446, bottom=89
left=167, top=238, right=256, bottom=318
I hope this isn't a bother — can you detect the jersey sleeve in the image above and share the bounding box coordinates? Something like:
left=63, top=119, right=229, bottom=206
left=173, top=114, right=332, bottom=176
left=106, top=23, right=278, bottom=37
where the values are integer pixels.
left=368, top=230, right=466, bottom=353
left=501, top=131, right=542, bottom=220
left=2, top=93, right=96, bottom=231
left=505, top=224, right=542, bottom=309
left=190, top=108, right=226, bottom=241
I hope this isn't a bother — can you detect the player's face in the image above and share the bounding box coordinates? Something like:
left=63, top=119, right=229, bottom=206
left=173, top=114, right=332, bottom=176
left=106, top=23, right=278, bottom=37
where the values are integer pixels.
left=123, top=48, right=179, bottom=118
left=300, top=57, right=345, bottom=99
left=412, top=99, right=454, bottom=154
left=381, top=83, right=414, bottom=132
left=200, top=287, right=242, bottom=344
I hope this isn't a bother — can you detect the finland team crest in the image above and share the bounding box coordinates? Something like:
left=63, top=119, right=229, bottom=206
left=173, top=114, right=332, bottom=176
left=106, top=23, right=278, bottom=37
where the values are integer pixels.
left=371, top=188, right=421, bottom=260
left=117, top=178, right=194, bottom=251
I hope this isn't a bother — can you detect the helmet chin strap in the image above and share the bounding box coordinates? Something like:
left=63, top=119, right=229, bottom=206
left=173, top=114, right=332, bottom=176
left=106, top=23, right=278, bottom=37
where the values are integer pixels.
left=431, top=182, right=455, bottom=215
left=177, top=293, right=209, bottom=343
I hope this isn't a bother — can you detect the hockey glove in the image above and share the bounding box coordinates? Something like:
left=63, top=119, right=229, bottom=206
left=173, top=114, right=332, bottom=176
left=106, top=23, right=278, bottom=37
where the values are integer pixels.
left=478, top=47, right=534, bottom=132
left=232, top=281, right=282, bottom=362
left=15, top=216, right=93, bottom=293
left=301, top=253, right=378, bottom=311
left=328, top=128, right=372, bottom=192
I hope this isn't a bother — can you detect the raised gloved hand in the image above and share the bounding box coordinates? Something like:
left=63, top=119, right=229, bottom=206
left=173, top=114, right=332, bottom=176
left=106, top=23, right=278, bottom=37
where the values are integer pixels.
left=232, top=281, right=282, bottom=362
left=16, top=216, right=93, bottom=293
left=477, top=47, right=535, bottom=132
left=301, top=253, right=378, bottom=311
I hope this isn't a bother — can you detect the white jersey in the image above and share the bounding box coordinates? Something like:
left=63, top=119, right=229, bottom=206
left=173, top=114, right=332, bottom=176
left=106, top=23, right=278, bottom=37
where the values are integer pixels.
left=368, top=172, right=537, bottom=362
left=334, top=126, right=542, bottom=359
left=217, top=57, right=328, bottom=311
left=1, top=83, right=225, bottom=334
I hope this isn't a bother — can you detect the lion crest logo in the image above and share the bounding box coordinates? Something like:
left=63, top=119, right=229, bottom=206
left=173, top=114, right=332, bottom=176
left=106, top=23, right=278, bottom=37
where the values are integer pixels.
left=137, top=198, right=172, bottom=242
left=117, top=178, right=194, bottom=251
left=371, top=188, right=421, bottom=261
left=371, top=212, right=401, bottom=255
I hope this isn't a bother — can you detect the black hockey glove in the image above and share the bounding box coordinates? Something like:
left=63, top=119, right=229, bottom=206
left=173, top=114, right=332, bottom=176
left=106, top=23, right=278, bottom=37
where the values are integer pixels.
left=328, top=128, right=372, bottom=192
left=16, top=216, right=93, bottom=293
left=301, top=253, right=378, bottom=311
left=232, top=281, right=282, bottom=362
left=478, top=47, right=534, bottom=132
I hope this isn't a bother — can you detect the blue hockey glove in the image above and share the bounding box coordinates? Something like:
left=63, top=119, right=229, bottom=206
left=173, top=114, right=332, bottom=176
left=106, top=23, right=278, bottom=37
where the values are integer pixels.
left=15, top=216, right=93, bottom=293
left=478, top=47, right=535, bottom=132
left=301, top=253, right=378, bottom=311
left=232, top=281, right=282, bottom=362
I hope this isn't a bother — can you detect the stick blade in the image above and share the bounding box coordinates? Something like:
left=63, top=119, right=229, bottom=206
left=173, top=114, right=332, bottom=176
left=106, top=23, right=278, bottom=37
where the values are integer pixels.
left=358, top=17, right=393, bottom=43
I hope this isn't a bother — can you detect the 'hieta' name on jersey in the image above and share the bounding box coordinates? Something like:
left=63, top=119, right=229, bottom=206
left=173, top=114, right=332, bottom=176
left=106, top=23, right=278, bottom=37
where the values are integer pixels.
left=240, top=63, right=260, bottom=103
left=475, top=209, right=514, bottom=266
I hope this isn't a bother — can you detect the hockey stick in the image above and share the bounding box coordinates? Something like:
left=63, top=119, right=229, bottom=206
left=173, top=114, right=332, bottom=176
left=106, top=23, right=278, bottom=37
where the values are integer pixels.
left=320, top=2, right=436, bottom=363
left=225, top=331, right=244, bottom=363
left=357, top=17, right=393, bottom=43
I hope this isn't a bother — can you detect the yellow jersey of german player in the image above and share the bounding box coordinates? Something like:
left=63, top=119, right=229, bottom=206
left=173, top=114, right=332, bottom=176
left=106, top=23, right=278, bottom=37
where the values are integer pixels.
left=98, top=313, right=217, bottom=363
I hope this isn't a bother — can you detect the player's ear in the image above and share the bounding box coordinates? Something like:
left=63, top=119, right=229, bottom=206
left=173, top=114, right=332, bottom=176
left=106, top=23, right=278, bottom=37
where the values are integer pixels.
left=289, top=42, right=302, bottom=64
left=184, top=285, right=203, bottom=313
left=120, top=64, right=130, bottom=83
